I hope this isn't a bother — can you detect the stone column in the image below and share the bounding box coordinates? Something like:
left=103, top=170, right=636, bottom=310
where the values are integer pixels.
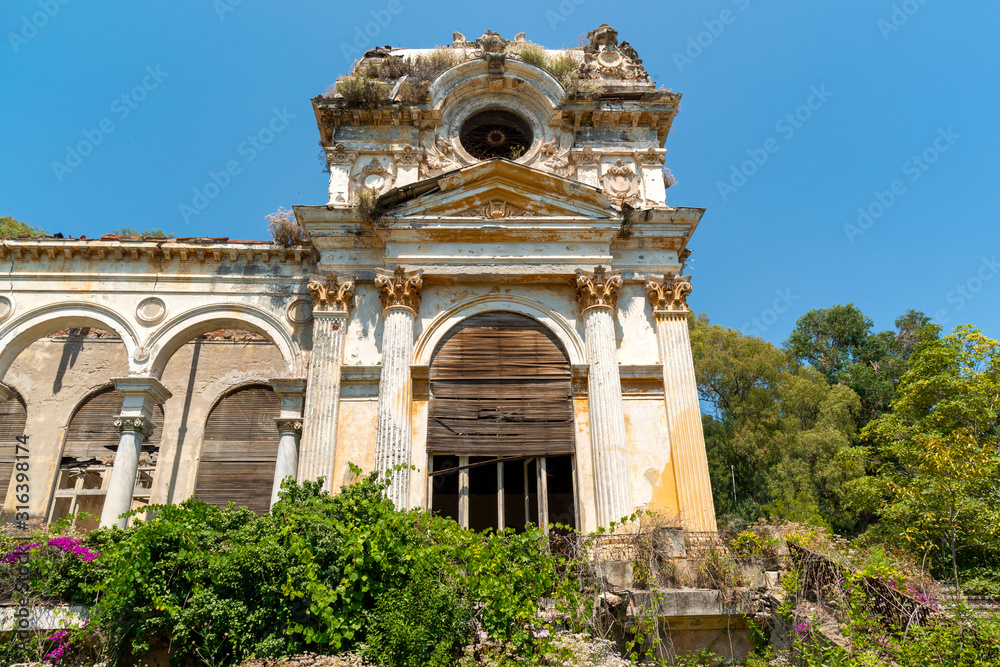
left=100, top=378, right=171, bottom=529
left=374, top=266, right=423, bottom=509
left=647, top=272, right=718, bottom=532
left=575, top=266, right=633, bottom=528
left=298, top=273, right=354, bottom=492
left=270, top=378, right=306, bottom=507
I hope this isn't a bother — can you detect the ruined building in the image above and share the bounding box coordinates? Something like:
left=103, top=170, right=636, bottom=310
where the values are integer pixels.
left=0, top=25, right=716, bottom=535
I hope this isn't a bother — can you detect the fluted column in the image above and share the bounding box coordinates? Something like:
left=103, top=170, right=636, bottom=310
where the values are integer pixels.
left=100, top=378, right=171, bottom=529
left=270, top=378, right=306, bottom=507
left=576, top=266, right=633, bottom=528
left=647, top=272, right=718, bottom=531
left=298, top=273, right=355, bottom=492
left=374, top=266, right=423, bottom=509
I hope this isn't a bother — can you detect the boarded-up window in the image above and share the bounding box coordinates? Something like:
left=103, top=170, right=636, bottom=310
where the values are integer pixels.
left=63, top=388, right=164, bottom=461
left=0, top=395, right=28, bottom=503
left=52, top=387, right=165, bottom=531
left=427, top=312, right=575, bottom=457
left=194, top=385, right=279, bottom=515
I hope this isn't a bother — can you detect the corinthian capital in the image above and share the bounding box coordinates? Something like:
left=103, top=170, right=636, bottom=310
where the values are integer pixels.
left=308, top=272, right=355, bottom=312
left=646, top=272, right=692, bottom=313
left=375, top=266, right=423, bottom=313
left=575, top=265, right=623, bottom=311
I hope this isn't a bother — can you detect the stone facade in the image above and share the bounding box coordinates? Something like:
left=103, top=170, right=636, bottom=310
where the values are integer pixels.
left=0, top=26, right=716, bottom=533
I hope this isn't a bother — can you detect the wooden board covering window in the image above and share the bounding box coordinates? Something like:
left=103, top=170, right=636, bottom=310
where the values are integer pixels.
left=428, top=312, right=575, bottom=456
left=0, top=396, right=27, bottom=502
left=64, top=389, right=164, bottom=460
left=194, top=385, right=279, bottom=515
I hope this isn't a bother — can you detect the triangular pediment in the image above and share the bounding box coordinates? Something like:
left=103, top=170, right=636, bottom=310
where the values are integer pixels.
left=382, top=159, right=620, bottom=221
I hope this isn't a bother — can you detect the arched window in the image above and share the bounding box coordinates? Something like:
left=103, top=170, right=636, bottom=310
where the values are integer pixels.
left=194, top=385, right=279, bottom=515
left=51, top=387, right=165, bottom=531
left=0, top=393, right=28, bottom=506
left=427, top=312, right=577, bottom=531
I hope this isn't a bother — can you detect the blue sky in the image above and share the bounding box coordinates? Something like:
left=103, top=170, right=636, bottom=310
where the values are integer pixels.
left=2, top=1, right=998, bottom=347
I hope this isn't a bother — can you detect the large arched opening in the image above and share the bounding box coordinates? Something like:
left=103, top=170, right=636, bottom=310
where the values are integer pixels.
left=427, top=312, right=577, bottom=532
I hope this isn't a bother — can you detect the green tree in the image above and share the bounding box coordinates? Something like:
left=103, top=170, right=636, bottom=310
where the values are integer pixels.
left=691, top=315, right=863, bottom=531
left=0, top=215, right=47, bottom=237
left=846, top=326, right=1000, bottom=591
left=785, top=304, right=940, bottom=425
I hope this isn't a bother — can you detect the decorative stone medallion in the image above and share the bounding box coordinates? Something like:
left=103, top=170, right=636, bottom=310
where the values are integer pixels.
left=286, top=298, right=314, bottom=325
left=0, top=296, right=13, bottom=322
left=135, top=297, right=166, bottom=325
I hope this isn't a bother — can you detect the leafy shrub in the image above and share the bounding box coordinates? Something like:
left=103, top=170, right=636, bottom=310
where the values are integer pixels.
left=267, top=206, right=310, bottom=246
left=4, top=469, right=580, bottom=666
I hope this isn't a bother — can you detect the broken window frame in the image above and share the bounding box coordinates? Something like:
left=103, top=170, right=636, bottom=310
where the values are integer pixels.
left=49, top=460, right=156, bottom=529
left=426, top=453, right=579, bottom=532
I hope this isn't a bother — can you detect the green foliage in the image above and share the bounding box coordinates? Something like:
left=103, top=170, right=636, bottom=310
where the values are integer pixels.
left=356, top=187, right=385, bottom=229
left=729, top=531, right=778, bottom=558
left=691, top=314, right=864, bottom=532
left=360, top=48, right=463, bottom=105
left=109, top=227, right=174, bottom=238
left=785, top=304, right=939, bottom=425
left=9, top=469, right=579, bottom=666
left=846, top=326, right=1000, bottom=591
left=0, top=215, right=47, bottom=237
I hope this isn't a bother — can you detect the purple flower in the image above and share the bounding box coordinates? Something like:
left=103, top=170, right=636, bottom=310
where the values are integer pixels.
left=796, top=622, right=812, bottom=635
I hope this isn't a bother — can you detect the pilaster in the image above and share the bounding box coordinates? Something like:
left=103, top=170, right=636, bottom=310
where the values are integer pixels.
left=647, top=272, right=717, bottom=532
left=298, top=273, right=354, bottom=491
left=575, top=266, right=633, bottom=528
left=374, top=266, right=423, bottom=509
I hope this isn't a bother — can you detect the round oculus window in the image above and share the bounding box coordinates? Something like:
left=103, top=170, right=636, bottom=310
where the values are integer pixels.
left=459, top=109, right=534, bottom=161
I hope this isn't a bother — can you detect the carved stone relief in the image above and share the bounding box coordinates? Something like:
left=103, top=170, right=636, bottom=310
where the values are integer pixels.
left=646, top=272, right=692, bottom=313
left=601, top=159, right=641, bottom=206
left=456, top=200, right=536, bottom=219
left=308, top=272, right=356, bottom=313
left=375, top=266, right=424, bottom=313
left=575, top=265, right=623, bottom=311
left=354, top=157, right=395, bottom=196
left=581, top=23, right=649, bottom=81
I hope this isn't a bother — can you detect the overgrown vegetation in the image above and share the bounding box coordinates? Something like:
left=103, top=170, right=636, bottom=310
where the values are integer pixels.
left=0, top=215, right=47, bottom=237
left=355, top=188, right=385, bottom=230
left=512, top=43, right=599, bottom=96
left=266, top=207, right=310, bottom=246
left=108, top=228, right=174, bottom=238
left=330, top=75, right=392, bottom=109
left=2, top=470, right=582, bottom=666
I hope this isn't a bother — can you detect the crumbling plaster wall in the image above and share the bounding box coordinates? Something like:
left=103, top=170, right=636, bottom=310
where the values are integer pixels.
left=1, top=335, right=284, bottom=519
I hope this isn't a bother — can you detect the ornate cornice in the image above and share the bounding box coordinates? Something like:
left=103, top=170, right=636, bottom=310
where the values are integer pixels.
left=646, top=272, right=692, bottom=313
left=113, top=416, right=154, bottom=439
left=308, top=272, right=355, bottom=312
left=275, top=418, right=303, bottom=435
left=375, top=265, right=423, bottom=313
left=575, top=265, right=623, bottom=312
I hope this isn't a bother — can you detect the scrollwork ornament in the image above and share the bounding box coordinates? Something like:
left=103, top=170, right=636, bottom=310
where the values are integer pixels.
left=646, top=272, right=693, bottom=313
left=308, top=272, right=356, bottom=312
left=113, top=416, right=154, bottom=439
left=575, top=265, right=623, bottom=312
left=375, top=265, right=423, bottom=313
left=275, top=418, right=304, bottom=434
